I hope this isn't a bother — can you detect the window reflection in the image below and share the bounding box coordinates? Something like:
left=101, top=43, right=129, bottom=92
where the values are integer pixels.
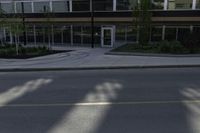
left=16, top=2, right=32, bottom=13
left=52, top=1, right=69, bottom=12
left=0, top=2, right=14, bottom=13
left=168, top=0, right=193, bottom=9
left=152, top=0, right=164, bottom=9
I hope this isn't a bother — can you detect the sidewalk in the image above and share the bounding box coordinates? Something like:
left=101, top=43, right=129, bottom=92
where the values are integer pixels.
left=0, top=46, right=200, bottom=71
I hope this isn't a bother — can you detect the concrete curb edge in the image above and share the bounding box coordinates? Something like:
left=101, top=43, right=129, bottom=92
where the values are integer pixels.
left=1, top=65, right=200, bottom=72
left=106, top=52, right=200, bottom=57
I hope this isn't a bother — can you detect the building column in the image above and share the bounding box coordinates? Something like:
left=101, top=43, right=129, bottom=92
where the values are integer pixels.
left=81, top=26, right=83, bottom=45
left=193, top=0, right=197, bottom=10
left=51, top=25, right=54, bottom=45
left=190, top=25, right=194, bottom=33
left=69, top=0, right=72, bottom=12
left=10, top=30, right=13, bottom=44
left=113, top=0, right=117, bottom=11
left=70, top=25, right=73, bottom=46
left=175, top=28, right=178, bottom=41
left=14, top=2, right=17, bottom=13
left=125, top=26, right=127, bottom=43
left=164, top=0, right=168, bottom=10
left=61, top=29, right=64, bottom=44
left=31, top=2, right=34, bottom=13
left=50, top=1, right=53, bottom=12
left=162, top=25, right=166, bottom=40
left=33, top=25, right=36, bottom=46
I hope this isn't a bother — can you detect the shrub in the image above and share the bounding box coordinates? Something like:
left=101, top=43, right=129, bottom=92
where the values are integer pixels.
left=158, top=40, right=187, bottom=54
left=158, top=41, right=171, bottom=53
left=169, top=41, right=187, bottom=54
left=182, top=32, right=200, bottom=53
left=6, top=48, right=16, bottom=55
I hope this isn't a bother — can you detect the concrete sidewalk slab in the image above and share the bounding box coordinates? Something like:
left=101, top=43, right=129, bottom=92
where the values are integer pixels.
left=0, top=46, right=200, bottom=71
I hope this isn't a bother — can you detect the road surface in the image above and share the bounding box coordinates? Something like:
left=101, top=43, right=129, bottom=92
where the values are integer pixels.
left=0, top=68, right=200, bottom=133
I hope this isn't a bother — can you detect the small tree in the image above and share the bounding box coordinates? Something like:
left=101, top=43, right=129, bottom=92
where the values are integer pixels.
left=0, top=2, right=25, bottom=55
left=0, top=4, right=7, bottom=46
left=43, top=6, right=53, bottom=50
left=133, top=0, right=152, bottom=46
left=9, top=20, right=24, bottom=55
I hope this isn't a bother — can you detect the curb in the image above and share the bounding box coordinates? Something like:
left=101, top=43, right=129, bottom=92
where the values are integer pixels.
left=106, top=52, right=200, bottom=57
left=1, top=65, right=200, bottom=72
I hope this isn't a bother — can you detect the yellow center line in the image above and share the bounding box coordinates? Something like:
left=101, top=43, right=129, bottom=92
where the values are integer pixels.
left=1, top=99, right=200, bottom=107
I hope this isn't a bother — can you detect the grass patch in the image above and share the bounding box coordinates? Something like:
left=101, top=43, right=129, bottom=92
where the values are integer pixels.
left=112, top=44, right=159, bottom=53
left=0, top=45, right=71, bottom=59
left=112, top=41, right=200, bottom=54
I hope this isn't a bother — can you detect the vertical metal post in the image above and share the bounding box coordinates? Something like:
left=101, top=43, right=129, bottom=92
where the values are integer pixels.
left=21, top=2, right=27, bottom=46
left=90, top=0, right=94, bottom=48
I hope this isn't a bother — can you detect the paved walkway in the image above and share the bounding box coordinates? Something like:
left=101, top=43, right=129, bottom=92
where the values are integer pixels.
left=0, top=46, right=200, bottom=71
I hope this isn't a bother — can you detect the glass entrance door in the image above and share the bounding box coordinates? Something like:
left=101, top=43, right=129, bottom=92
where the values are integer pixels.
left=101, top=27, right=114, bottom=47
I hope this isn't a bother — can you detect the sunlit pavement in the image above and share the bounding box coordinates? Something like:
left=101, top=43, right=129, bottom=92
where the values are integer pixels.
left=0, top=47, right=200, bottom=70
left=1, top=68, right=200, bottom=133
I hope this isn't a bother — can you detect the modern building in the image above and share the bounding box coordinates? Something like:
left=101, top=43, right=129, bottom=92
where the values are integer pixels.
left=0, top=0, right=199, bottom=48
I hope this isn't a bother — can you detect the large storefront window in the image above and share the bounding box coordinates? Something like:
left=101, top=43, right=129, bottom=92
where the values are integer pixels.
left=116, top=0, right=134, bottom=10
left=52, top=1, right=69, bottom=12
left=72, top=0, right=90, bottom=11
left=151, top=26, right=163, bottom=42
left=34, top=2, right=50, bottom=13
left=152, top=0, right=164, bottom=9
left=16, top=2, right=32, bottom=13
left=93, top=0, right=113, bottom=11
left=0, top=2, right=14, bottom=13
left=168, top=0, right=193, bottom=9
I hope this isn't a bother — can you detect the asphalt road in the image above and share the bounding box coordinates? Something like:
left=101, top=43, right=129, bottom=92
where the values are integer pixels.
left=0, top=68, right=200, bottom=133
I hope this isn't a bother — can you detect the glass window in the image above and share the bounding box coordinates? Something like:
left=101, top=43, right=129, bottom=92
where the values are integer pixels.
left=27, top=26, right=35, bottom=43
left=63, top=26, right=71, bottom=44
left=168, top=0, right=193, bottom=9
left=53, top=26, right=62, bottom=44
left=52, top=1, right=69, bottom=12
left=72, top=0, right=90, bottom=11
left=34, top=2, right=50, bottom=13
left=117, top=0, right=134, bottom=10
left=16, top=2, right=32, bottom=13
left=4, top=28, right=11, bottom=42
left=127, top=26, right=137, bottom=42
left=116, top=26, right=126, bottom=41
left=82, top=26, right=91, bottom=45
left=73, top=26, right=82, bottom=44
left=194, top=26, right=200, bottom=34
left=93, top=0, right=113, bottom=11
left=177, top=27, right=190, bottom=42
left=152, top=0, right=164, bottom=9
left=0, top=2, right=14, bottom=13
left=35, top=26, right=45, bottom=43
left=165, top=27, right=177, bottom=41
left=197, top=0, right=200, bottom=9
left=151, top=26, right=163, bottom=42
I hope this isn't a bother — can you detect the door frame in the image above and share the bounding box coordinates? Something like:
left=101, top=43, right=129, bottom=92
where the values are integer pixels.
left=101, top=26, right=115, bottom=48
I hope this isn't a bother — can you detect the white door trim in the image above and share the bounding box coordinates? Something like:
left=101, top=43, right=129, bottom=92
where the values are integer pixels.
left=101, top=27, right=115, bottom=48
